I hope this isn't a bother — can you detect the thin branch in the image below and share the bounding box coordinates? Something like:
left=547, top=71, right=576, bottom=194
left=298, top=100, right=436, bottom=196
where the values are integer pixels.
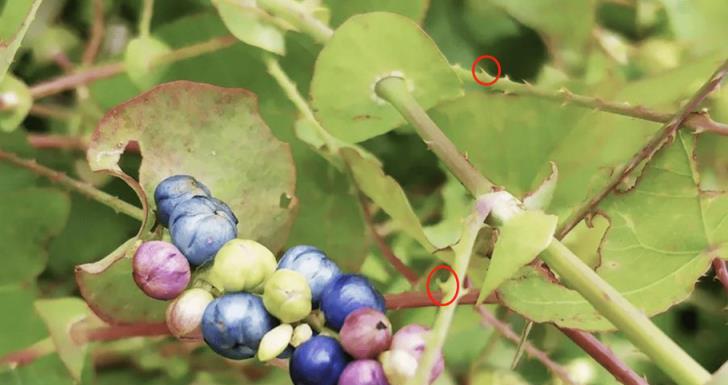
left=0, top=338, right=55, bottom=366
left=73, top=322, right=170, bottom=344
left=29, top=35, right=237, bottom=100
left=0, top=149, right=144, bottom=221
left=454, top=66, right=728, bottom=136
left=27, top=134, right=87, bottom=151
left=139, top=0, right=154, bottom=37
left=477, top=307, right=579, bottom=385
left=29, top=104, right=74, bottom=120
left=557, top=59, right=728, bottom=238
left=82, top=0, right=105, bottom=66
left=561, top=328, right=649, bottom=385
left=713, top=258, right=728, bottom=295
left=358, top=195, right=419, bottom=285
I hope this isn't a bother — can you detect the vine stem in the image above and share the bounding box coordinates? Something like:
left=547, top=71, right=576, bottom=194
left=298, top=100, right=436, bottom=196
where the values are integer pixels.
left=139, top=0, right=155, bottom=37
left=558, top=59, right=728, bottom=237
left=713, top=258, right=728, bottom=295
left=453, top=66, right=728, bottom=136
left=29, top=35, right=237, bottom=99
left=81, top=0, right=105, bottom=66
left=375, top=76, right=710, bottom=385
left=0, top=150, right=144, bottom=221
left=256, top=0, right=333, bottom=43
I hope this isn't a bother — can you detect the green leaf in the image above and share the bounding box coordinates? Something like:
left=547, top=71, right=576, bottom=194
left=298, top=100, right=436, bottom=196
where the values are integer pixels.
left=0, top=0, right=42, bottom=80
left=658, top=0, right=728, bottom=56
left=212, top=0, right=286, bottom=55
left=123, top=36, right=172, bottom=90
left=0, top=74, right=32, bottom=132
left=324, top=0, right=430, bottom=26
left=0, top=285, right=47, bottom=357
left=0, top=353, right=77, bottom=385
left=522, top=162, right=558, bottom=211
left=499, top=132, right=727, bottom=330
left=310, top=12, right=462, bottom=143
left=87, top=81, right=297, bottom=251
left=0, top=187, right=70, bottom=286
left=34, top=298, right=93, bottom=381
left=477, top=210, right=557, bottom=304
left=76, top=238, right=167, bottom=324
left=561, top=213, right=609, bottom=268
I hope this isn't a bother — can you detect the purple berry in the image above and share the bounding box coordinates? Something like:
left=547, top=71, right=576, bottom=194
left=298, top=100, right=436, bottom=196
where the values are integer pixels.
left=340, top=308, right=392, bottom=359
left=132, top=241, right=191, bottom=300
left=390, top=325, right=444, bottom=383
left=290, top=336, right=349, bottom=385
left=338, top=360, right=390, bottom=385
left=320, top=274, right=385, bottom=330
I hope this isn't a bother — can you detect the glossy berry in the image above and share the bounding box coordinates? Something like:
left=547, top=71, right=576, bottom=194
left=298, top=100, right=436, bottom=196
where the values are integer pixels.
left=278, top=245, right=342, bottom=304
left=169, top=196, right=237, bottom=265
left=320, top=274, right=385, bottom=330
left=201, top=293, right=277, bottom=360
left=338, top=360, right=391, bottom=385
left=166, top=288, right=213, bottom=339
left=340, top=308, right=392, bottom=359
left=208, top=239, right=276, bottom=293
left=290, top=336, right=349, bottom=385
left=154, top=175, right=211, bottom=226
left=390, top=325, right=444, bottom=383
left=263, top=269, right=312, bottom=323
left=132, top=241, right=190, bottom=300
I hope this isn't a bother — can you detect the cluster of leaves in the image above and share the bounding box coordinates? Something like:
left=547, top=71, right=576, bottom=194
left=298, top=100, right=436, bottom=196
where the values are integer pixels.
left=1, top=1, right=727, bottom=385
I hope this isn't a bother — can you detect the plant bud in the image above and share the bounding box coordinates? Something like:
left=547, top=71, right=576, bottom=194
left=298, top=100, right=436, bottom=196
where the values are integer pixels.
left=379, top=350, right=417, bottom=385
left=263, top=269, right=312, bottom=323
left=291, top=323, right=313, bottom=347
left=257, top=324, right=294, bottom=362
left=340, top=308, right=392, bottom=359
left=338, top=360, right=391, bottom=385
left=390, top=325, right=444, bottom=383
left=165, top=288, right=214, bottom=339
left=133, top=241, right=191, bottom=300
left=208, top=239, right=276, bottom=292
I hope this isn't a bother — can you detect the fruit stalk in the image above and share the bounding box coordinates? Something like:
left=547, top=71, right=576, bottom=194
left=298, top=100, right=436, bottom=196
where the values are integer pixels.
left=256, top=0, right=334, bottom=43
left=375, top=76, right=710, bottom=385
left=0, top=149, right=145, bottom=221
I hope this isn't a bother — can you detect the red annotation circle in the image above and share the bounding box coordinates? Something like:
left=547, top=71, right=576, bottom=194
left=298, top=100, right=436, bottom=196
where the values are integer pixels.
left=426, top=265, right=460, bottom=307
left=471, top=55, right=501, bottom=87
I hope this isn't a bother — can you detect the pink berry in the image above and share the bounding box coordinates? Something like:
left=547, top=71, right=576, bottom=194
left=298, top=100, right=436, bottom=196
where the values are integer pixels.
left=338, top=360, right=390, bottom=385
left=340, top=308, right=393, bottom=359
left=390, top=324, right=444, bottom=383
left=132, top=241, right=191, bottom=300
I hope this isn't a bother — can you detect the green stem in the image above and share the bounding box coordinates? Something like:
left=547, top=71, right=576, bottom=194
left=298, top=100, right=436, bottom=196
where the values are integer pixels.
left=375, top=77, right=494, bottom=196
left=139, top=0, right=154, bottom=37
left=0, top=150, right=145, bottom=221
left=452, top=65, right=728, bottom=136
left=375, top=76, right=710, bottom=385
left=150, top=35, right=237, bottom=68
left=257, top=0, right=334, bottom=43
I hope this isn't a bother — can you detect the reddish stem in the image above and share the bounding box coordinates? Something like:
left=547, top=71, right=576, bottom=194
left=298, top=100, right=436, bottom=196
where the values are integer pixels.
left=82, top=0, right=105, bottom=66
left=29, top=62, right=125, bottom=99
left=712, top=258, right=728, bottom=295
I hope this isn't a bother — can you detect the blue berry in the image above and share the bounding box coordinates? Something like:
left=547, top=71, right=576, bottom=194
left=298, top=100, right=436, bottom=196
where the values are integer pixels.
left=154, top=175, right=211, bottom=226
left=201, top=293, right=277, bottom=360
left=278, top=245, right=341, bottom=304
left=290, top=336, right=349, bottom=385
left=320, top=274, right=385, bottom=331
left=169, top=196, right=237, bottom=265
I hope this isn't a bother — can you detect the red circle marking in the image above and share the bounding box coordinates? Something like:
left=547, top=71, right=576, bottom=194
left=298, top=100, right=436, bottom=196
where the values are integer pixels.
left=426, top=265, right=460, bottom=307
left=471, top=55, right=501, bottom=87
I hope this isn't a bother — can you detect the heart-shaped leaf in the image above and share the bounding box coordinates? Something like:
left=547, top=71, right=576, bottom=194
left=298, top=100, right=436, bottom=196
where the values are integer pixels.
left=0, top=0, right=42, bottom=80
left=324, top=0, right=430, bottom=26
left=310, top=12, right=462, bottom=143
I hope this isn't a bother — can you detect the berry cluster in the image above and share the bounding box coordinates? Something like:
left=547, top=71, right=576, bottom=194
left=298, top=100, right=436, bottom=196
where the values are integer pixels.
left=131, top=175, right=444, bottom=385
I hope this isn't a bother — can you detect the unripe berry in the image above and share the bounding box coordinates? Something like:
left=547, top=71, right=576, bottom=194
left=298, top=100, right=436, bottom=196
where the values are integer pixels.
left=132, top=241, right=191, bottom=300
left=338, top=360, right=390, bottom=385
left=340, top=308, right=392, bottom=359
left=166, top=288, right=214, bottom=339
left=208, top=239, right=276, bottom=293
left=291, top=323, right=313, bottom=347
left=379, top=350, right=417, bottom=385
left=263, top=269, right=312, bottom=323
left=257, top=324, right=294, bottom=362
left=390, top=325, right=444, bottom=383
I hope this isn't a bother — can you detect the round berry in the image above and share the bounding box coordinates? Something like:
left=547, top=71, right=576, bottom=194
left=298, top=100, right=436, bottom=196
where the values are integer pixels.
left=154, top=175, right=211, bottom=227
left=257, top=324, right=294, bottom=362
left=201, top=293, right=277, bottom=359
left=338, top=360, right=390, bottom=385
left=208, top=239, right=276, bottom=293
left=390, top=325, right=444, bottom=383
left=379, top=350, right=417, bottom=385
left=320, top=274, right=385, bottom=330
left=340, top=308, right=392, bottom=359
left=132, top=241, right=190, bottom=300
left=169, top=196, right=237, bottom=265
left=290, top=336, right=349, bottom=385
left=263, top=269, right=312, bottom=323
left=278, top=245, right=342, bottom=304
left=166, top=288, right=213, bottom=339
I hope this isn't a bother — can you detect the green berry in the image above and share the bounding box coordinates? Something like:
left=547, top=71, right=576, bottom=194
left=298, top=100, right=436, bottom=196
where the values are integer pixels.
left=291, top=323, right=313, bottom=347
left=257, top=324, right=294, bottom=362
left=208, top=239, right=276, bottom=293
left=263, top=269, right=312, bottom=323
